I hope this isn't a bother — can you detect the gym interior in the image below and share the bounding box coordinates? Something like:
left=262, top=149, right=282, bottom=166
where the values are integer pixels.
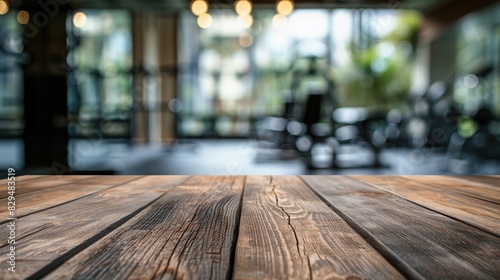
left=0, top=0, right=499, bottom=176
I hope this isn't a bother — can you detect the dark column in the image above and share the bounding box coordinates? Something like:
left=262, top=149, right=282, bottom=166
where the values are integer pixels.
left=22, top=2, right=69, bottom=170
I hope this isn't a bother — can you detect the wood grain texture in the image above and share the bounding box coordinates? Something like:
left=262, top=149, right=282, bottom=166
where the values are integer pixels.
left=0, top=175, right=96, bottom=199
left=0, top=175, right=47, bottom=184
left=459, top=176, right=500, bottom=189
left=44, top=176, right=245, bottom=280
left=302, top=175, right=500, bottom=280
left=0, top=261, right=51, bottom=280
left=1, top=175, right=499, bottom=279
left=0, top=176, right=189, bottom=280
left=354, top=175, right=500, bottom=236
left=234, top=175, right=404, bottom=280
left=0, top=175, right=46, bottom=186
left=402, top=176, right=500, bottom=204
left=0, top=176, right=139, bottom=223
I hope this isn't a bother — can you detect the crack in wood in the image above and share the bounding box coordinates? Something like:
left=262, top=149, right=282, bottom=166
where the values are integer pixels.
left=170, top=204, right=202, bottom=279
left=7, top=175, right=497, bottom=279
left=270, top=176, right=302, bottom=259
left=307, top=255, right=314, bottom=280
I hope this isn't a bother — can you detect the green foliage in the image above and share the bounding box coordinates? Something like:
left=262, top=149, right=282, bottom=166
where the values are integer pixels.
left=335, top=11, right=420, bottom=110
left=458, top=117, right=478, bottom=138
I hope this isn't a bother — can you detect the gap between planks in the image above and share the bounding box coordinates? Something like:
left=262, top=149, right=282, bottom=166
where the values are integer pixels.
left=301, top=175, right=500, bottom=280
left=0, top=176, right=144, bottom=224
left=40, top=176, right=244, bottom=280
left=234, top=175, right=404, bottom=280
left=404, top=175, right=500, bottom=205
left=0, top=175, right=98, bottom=199
left=352, top=175, right=500, bottom=237
left=0, top=176, right=191, bottom=279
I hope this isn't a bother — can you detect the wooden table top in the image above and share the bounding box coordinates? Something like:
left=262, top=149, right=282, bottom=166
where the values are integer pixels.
left=0, top=175, right=499, bottom=279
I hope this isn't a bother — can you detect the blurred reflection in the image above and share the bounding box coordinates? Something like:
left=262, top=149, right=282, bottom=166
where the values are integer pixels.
left=65, top=9, right=133, bottom=170
left=0, top=11, right=23, bottom=169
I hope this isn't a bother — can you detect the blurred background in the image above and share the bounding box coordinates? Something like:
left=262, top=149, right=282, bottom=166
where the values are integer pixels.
left=0, top=0, right=499, bottom=176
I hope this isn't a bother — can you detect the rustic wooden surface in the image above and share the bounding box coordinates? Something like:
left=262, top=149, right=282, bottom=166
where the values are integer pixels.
left=234, top=176, right=403, bottom=279
left=0, top=175, right=95, bottom=199
left=354, top=175, right=500, bottom=236
left=0, top=175, right=499, bottom=279
left=303, top=176, right=500, bottom=279
left=402, top=176, right=500, bottom=204
left=0, top=176, right=139, bottom=222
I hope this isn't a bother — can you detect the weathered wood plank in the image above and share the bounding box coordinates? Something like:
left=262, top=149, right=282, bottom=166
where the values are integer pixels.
left=0, top=175, right=47, bottom=186
left=234, top=176, right=404, bottom=279
left=303, top=175, right=500, bottom=280
left=459, top=176, right=500, bottom=189
left=401, top=176, right=500, bottom=204
left=0, top=175, right=47, bottom=183
left=0, top=176, right=190, bottom=279
left=0, top=175, right=96, bottom=199
left=44, top=176, right=244, bottom=280
left=0, top=260, right=51, bottom=280
left=355, top=175, right=500, bottom=236
left=0, top=176, right=139, bottom=223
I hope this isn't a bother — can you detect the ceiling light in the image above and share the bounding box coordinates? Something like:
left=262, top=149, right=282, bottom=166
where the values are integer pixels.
left=238, top=14, right=253, bottom=29
left=73, top=12, right=87, bottom=28
left=0, top=0, right=9, bottom=15
left=276, top=0, right=294, bottom=16
left=17, top=11, right=30, bottom=25
left=235, top=0, right=252, bottom=16
left=197, top=13, right=213, bottom=29
left=191, top=0, right=209, bottom=16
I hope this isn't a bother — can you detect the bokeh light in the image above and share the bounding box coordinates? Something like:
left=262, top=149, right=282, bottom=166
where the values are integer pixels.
left=237, top=14, right=253, bottom=29
left=17, top=11, right=30, bottom=25
left=239, top=33, right=253, bottom=48
left=73, top=12, right=88, bottom=28
left=197, top=13, right=213, bottom=29
left=235, top=0, right=252, bottom=16
left=0, top=0, right=9, bottom=15
left=191, top=0, right=208, bottom=16
left=276, top=0, right=294, bottom=16
left=272, top=14, right=287, bottom=28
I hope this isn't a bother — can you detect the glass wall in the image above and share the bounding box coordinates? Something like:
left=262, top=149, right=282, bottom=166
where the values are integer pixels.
left=67, top=10, right=133, bottom=139
left=0, top=11, right=24, bottom=169
left=454, top=3, right=500, bottom=116
left=451, top=3, right=500, bottom=140
left=0, top=11, right=23, bottom=137
left=178, top=9, right=421, bottom=137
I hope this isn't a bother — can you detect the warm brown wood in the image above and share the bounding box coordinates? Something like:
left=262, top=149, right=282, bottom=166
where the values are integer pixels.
left=0, top=176, right=140, bottom=223
left=302, top=175, right=500, bottom=279
left=0, top=261, right=51, bottom=280
left=0, top=175, right=96, bottom=199
left=44, top=176, right=245, bottom=280
left=234, top=176, right=404, bottom=279
left=402, top=175, right=500, bottom=204
left=1, top=175, right=499, bottom=279
left=0, top=176, right=189, bottom=279
left=459, top=176, right=500, bottom=189
left=354, top=175, right=500, bottom=236
left=0, top=175, right=46, bottom=186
